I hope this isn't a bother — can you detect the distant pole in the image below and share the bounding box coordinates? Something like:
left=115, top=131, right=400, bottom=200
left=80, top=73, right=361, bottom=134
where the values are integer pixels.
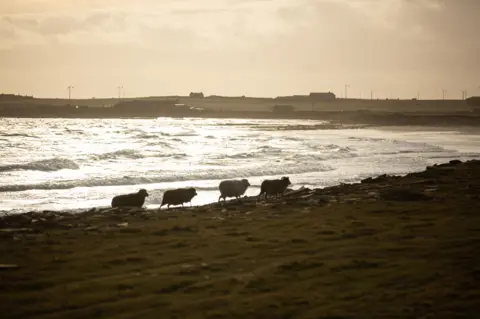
left=117, top=86, right=123, bottom=100
left=67, top=86, right=74, bottom=103
left=442, top=89, right=446, bottom=100
left=370, top=91, right=373, bottom=100
left=344, top=84, right=350, bottom=99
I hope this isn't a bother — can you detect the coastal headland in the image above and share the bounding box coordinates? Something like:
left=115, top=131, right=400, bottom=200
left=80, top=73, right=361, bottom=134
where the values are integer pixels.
left=2, top=159, right=479, bottom=318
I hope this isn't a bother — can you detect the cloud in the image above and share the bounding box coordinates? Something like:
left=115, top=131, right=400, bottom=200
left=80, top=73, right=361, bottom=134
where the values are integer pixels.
left=0, top=0, right=478, bottom=98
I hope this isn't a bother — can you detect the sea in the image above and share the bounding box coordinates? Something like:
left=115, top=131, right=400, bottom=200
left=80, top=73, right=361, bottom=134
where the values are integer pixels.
left=1, top=117, right=480, bottom=214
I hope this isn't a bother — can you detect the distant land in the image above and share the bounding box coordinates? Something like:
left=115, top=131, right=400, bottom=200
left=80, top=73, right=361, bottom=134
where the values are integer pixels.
left=1, top=92, right=480, bottom=127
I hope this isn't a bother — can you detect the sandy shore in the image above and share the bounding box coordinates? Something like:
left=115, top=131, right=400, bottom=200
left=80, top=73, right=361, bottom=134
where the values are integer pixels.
left=1, top=159, right=480, bottom=318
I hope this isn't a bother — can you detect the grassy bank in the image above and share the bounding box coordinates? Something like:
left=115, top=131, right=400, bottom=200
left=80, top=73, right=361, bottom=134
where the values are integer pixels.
left=1, top=160, right=480, bottom=318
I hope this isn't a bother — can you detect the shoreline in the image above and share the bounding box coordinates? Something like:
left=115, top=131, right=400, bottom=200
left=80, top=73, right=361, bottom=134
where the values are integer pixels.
left=2, top=159, right=480, bottom=317
left=1, top=109, right=480, bottom=127
left=2, top=158, right=475, bottom=220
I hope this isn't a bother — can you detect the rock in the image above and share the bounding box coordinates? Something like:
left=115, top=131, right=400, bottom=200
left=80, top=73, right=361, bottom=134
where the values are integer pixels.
left=0, top=264, right=19, bottom=270
left=284, top=187, right=312, bottom=197
left=0, top=228, right=32, bottom=233
left=116, top=222, right=129, bottom=228
left=449, top=159, right=462, bottom=165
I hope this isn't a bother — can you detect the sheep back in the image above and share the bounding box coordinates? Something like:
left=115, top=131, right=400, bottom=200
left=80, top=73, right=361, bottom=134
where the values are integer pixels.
left=111, top=189, right=149, bottom=208
left=219, top=179, right=250, bottom=199
left=161, top=187, right=197, bottom=207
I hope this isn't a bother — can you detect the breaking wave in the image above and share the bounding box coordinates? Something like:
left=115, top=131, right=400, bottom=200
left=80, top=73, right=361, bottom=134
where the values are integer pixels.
left=0, top=132, right=38, bottom=138
left=90, top=149, right=186, bottom=160
left=0, top=158, right=79, bottom=172
left=91, top=149, right=144, bottom=160
left=0, top=163, right=334, bottom=192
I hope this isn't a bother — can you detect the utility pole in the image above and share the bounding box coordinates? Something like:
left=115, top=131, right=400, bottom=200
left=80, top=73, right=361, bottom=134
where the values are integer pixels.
left=370, top=90, right=373, bottom=100
left=67, top=86, right=74, bottom=104
left=344, top=84, right=350, bottom=99
left=442, top=89, right=447, bottom=100
left=117, top=86, right=124, bottom=100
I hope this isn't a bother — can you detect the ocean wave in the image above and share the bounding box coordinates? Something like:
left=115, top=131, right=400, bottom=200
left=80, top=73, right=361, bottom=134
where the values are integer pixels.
left=136, top=133, right=159, bottom=139
left=90, top=149, right=186, bottom=160
left=91, top=149, right=144, bottom=160
left=223, top=152, right=257, bottom=159
left=217, top=122, right=364, bottom=131
left=145, top=141, right=173, bottom=148
left=0, top=163, right=334, bottom=192
left=65, top=128, right=84, bottom=134
left=0, top=158, right=79, bottom=172
left=159, top=130, right=197, bottom=137
left=0, top=132, right=38, bottom=138
left=258, top=145, right=283, bottom=154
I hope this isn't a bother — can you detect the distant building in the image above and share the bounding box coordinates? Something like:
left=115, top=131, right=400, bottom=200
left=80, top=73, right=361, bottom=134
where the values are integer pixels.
left=466, top=96, right=480, bottom=107
left=189, top=92, right=204, bottom=98
left=309, top=92, right=336, bottom=101
left=272, top=104, right=294, bottom=113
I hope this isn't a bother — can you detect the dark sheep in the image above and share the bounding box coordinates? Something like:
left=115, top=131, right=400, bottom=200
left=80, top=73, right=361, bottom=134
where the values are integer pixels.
left=161, top=187, right=197, bottom=209
left=257, top=176, right=291, bottom=201
left=218, top=179, right=251, bottom=202
left=111, top=189, right=149, bottom=208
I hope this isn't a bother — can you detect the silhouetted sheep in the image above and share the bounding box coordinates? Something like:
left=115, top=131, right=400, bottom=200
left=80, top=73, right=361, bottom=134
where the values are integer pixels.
left=218, top=179, right=251, bottom=202
left=111, top=189, right=149, bottom=208
left=161, top=187, right=197, bottom=209
left=257, top=176, right=291, bottom=201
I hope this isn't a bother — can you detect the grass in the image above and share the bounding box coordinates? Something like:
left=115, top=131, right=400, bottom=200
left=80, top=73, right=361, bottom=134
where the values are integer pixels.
left=1, top=160, right=480, bottom=318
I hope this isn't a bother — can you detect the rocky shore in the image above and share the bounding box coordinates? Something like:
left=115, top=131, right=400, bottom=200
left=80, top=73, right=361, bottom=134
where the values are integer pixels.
left=2, top=159, right=480, bottom=318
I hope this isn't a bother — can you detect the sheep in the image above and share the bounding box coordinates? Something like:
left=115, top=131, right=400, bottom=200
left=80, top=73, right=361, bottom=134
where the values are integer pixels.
left=161, top=187, right=197, bottom=209
left=257, top=176, right=291, bottom=201
left=218, top=179, right=251, bottom=202
left=111, top=189, right=149, bottom=208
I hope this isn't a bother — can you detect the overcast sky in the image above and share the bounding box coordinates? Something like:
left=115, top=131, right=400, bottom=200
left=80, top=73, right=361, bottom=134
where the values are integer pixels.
left=0, top=0, right=479, bottom=99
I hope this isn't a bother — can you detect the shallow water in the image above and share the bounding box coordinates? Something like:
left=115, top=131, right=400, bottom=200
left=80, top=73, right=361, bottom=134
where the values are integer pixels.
left=1, top=117, right=479, bottom=213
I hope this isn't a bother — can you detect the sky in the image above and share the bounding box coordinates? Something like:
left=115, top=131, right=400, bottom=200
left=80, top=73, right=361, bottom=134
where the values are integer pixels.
left=0, top=0, right=479, bottom=99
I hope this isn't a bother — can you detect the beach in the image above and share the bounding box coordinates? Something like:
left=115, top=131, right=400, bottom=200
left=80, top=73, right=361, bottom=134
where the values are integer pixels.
left=2, top=159, right=480, bottom=318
